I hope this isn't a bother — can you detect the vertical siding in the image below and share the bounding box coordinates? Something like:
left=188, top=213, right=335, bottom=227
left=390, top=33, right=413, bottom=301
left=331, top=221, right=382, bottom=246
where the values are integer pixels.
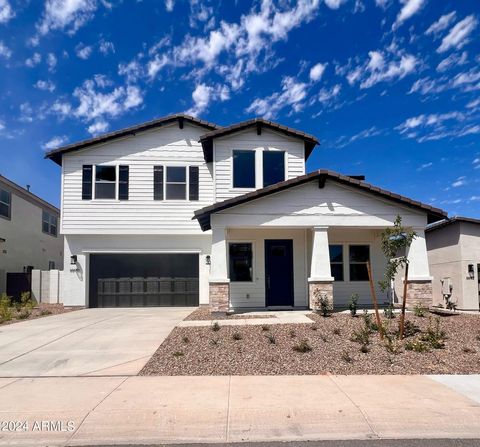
left=214, top=128, right=305, bottom=201
left=61, top=123, right=214, bottom=234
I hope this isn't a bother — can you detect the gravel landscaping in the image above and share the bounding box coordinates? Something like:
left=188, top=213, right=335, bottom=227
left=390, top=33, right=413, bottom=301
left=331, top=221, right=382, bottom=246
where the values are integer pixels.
left=184, top=307, right=275, bottom=321
left=0, top=303, right=77, bottom=326
left=141, top=312, right=480, bottom=376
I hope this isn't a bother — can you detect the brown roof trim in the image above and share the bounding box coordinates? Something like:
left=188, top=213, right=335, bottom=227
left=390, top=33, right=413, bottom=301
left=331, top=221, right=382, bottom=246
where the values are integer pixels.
left=198, top=118, right=319, bottom=163
left=0, top=174, right=59, bottom=214
left=194, top=169, right=447, bottom=231
left=45, top=114, right=220, bottom=166
left=426, top=216, right=480, bottom=232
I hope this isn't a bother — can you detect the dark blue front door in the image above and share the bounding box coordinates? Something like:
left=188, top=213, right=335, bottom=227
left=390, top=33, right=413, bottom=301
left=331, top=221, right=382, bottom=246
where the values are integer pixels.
left=265, top=239, right=294, bottom=307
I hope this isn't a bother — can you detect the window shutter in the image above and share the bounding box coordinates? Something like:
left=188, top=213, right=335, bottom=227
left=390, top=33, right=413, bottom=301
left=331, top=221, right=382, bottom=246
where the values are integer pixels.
left=154, top=166, right=164, bottom=200
left=82, top=165, right=93, bottom=200
left=119, top=165, right=129, bottom=200
left=189, top=166, right=199, bottom=201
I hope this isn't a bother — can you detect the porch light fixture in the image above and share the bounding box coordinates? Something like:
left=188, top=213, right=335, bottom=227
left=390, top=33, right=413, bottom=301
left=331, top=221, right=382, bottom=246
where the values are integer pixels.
left=468, top=264, right=474, bottom=279
left=205, top=255, right=211, bottom=265
left=70, top=255, right=78, bottom=265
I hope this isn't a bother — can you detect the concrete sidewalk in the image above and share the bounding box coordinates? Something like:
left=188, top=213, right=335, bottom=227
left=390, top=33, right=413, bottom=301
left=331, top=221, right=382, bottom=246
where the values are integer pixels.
left=1, top=375, right=480, bottom=446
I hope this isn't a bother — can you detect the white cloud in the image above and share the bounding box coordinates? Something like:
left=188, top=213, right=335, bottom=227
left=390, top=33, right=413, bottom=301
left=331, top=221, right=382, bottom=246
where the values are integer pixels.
left=76, top=43, right=92, bottom=59
left=47, top=53, right=57, bottom=72
left=147, top=54, right=169, bottom=80
left=392, top=0, right=425, bottom=30
left=437, top=15, right=478, bottom=53
left=425, top=11, right=456, bottom=36
left=0, top=40, right=11, bottom=58
left=309, top=62, right=327, bottom=82
left=334, top=126, right=383, bottom=148
left=25, top=52, right=41, bottom=67
left=452, top=176, right=466, bottom=188
left=318, top=84, right=341, bottom=103
left=375, top=0, right=391, bottom=9
left=165, top=0, right=174, bottom=12
left=42, top=135, right=68, bottom=151
left=246, top=76, right=308, bottom=119
left=35, top=80, right=56, bottom=92
left=87, top=120, right=109, bottom=135
left=467, top=98, right=480, bottom=109
left=37, top=0, right=98, bottom=36
left=324, top=0, right=347, bottom=9
left=51, top=100, right=72, bottom=118
left=0, top=0, right=14, bottom=24
left=436, top=51, right=467, bottom=72
left=416, top=162, right=432, bottom=171
left=189, top=0, right=214, bottom=29
left=186, top=83, right=230, bottom=116
left=99, top=39, right=114, bottom=55
left=118, top=60, right=143, bottom=83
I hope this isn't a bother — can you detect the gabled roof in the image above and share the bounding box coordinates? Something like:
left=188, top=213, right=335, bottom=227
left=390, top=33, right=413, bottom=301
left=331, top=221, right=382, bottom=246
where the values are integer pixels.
left=199, top=118, right=319, bottom=162
left=45, top=114, right=219, bottom=166
left=426, top=216, right=480, bottom=232
left=0, top=174, right=59, bottom=214
left=194, top=169, right=447, bottom=231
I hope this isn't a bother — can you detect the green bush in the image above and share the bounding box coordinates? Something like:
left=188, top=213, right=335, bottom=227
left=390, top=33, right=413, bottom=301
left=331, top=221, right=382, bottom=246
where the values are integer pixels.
left=383, top=304, right=395, bottom=319
left=211, top=322, right=221, bottom=332
left=232, top=331, right=242, bottom=341
left=0, top=294, right=12, bottom=322
left=350, top=325, right=370, bottom=346
left=265, top=333, right=276, bottom=344
left=348, top=293, right=359, bottom=317
left=405, top=339, right=430, bottom=352
left=413, top=304, right=428, bottom=317
left=17, top=309, right=31, bottom=320
left=420, top=317, right=446, bottom=349
left=21, top=292, right=35, bottom=310
left=341, top=350, right=353, bottom=363
left=293, top=339, right=312, bottom=353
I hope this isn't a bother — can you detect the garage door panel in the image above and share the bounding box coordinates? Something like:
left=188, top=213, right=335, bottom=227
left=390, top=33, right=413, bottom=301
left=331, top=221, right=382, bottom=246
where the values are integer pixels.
left=89, top=254, right=199, bottom=308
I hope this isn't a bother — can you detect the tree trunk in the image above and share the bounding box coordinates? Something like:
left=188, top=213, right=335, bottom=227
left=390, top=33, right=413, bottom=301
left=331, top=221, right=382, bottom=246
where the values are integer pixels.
left=399, top=262, right=409, bottom=339
left=367, top=260, right=383, bottom=339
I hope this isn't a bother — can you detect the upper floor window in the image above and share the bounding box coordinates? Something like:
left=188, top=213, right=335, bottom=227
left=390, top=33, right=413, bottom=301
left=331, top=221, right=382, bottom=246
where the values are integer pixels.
left=153, top=165, right=199, bottom=201
left=42, top=210, right=58, bottom=237
left=263, top=151, right=285, bottom=187
left=166, top=166, right=187, bottom=200
left=0, top=188, right=11, bottom=219
left=233, top=150, right=255, bottom=188
left=349, top=245, right=370, bottom=281
left=95, top=166, right=116, bottom=199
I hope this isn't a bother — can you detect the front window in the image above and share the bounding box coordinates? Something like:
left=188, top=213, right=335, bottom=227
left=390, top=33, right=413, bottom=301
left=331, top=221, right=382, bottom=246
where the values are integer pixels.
left=42, top=211, right=58, bottom=237
left=329, top=245, right=344, bottom=281
left=263, top=151, right=285, bottom=187
left=229, top=242, right=253, bottom=282
left=233, top=150, right=255, bottom=188
left=349, top=245, right=370, bottom=281
left=166, top=166, right=187, bottom=200
left=0, top=188, right=11, bottom=219
left=95, top=166, right=116, bottom=199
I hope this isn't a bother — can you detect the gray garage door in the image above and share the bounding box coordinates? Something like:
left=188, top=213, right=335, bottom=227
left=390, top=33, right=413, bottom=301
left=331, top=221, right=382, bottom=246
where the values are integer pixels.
left=89, top=253, right=199, bottom=308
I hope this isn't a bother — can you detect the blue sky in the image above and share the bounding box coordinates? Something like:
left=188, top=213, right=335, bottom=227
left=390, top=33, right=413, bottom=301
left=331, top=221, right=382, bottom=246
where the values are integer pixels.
left=0, top=0, right=479, bottom=217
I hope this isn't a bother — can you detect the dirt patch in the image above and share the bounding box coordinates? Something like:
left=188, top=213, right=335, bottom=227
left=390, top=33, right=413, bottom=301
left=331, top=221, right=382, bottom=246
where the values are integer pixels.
left=0, top=303, right=78, bottom=327
left=184, top=307, right=275, bottom=321
left=141, top=313, right=480, bottom=376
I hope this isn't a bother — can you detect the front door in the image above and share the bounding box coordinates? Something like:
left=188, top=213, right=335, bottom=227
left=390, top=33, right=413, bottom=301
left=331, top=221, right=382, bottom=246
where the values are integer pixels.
left=265, top=239, right=294, bottom=307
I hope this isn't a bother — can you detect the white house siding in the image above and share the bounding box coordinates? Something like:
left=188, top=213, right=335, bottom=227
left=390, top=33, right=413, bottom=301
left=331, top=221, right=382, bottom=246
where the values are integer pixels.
left=226, top=228, right=308, bottom=309
left=458, top=223, right=480, bottom=310
left=62, top=234, right=212, bottom=307
left=211, top=180, right=428, bottom=229
left=213, top=128, right=305, bottom=202
left=0, top=191, right=63, bottom=294
left=61, top=123, right=213, bottom=235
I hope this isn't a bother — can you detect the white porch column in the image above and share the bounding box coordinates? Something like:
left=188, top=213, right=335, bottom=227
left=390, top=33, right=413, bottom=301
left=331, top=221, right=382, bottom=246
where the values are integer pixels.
left=209, top=225, right=230, bottom=313
left=308, top=226, right=334, bottom=310
left=405, top=228, right=433, bottom=307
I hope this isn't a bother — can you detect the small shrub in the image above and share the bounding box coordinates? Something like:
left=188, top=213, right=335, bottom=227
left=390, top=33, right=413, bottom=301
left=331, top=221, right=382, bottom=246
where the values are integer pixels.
left=0, top=294, right=12, bottom=322
left=333, top=328, right=341, bottom=336
left=172, top=351, right=184, bottom=357
left=402, top=320, right=421, bottom=338
left=211, top=322, right=221, bottom=332
left=40, top=309, right=52, bottom=316
left=182, top=336, right=190, bottom=344
left=362, top=310, right=376, bottom=330
left=360, top=344, right=369, bottom=354
left=320, top=334, right=328, bottom=342
left=348, top=293, right=359, bottom=317
left=341, top=350, right=353, bottom=363
left=293, top=339, right=312, bottom=353
left=310, top=325, right=318, bottom=331
left=265, top=333, right=276, bottom=344
left=314, top=291, right=332, bottom=317
left=289, top=329, right=296, bottom=338
left=210, top=338, right=219, bottom=346
left=420, top=317, right=446, bottom=349
left=405, top=339, right=429, bottom=353
left=21, top=292, right=35, bottom=310
left=351, top=325, right=370, bottom=346
left=413, top=304, right=428, bottom=317
left=17, top=309, right=31, bottom=320
left=261, top=324, right=270, bottom=332
left=384, top=333, right=401, bottom=354
left=463, top=347, right=476, bottom=354
left=476, top=334, right=480, bottom=342
left=232, top=331, right=242, bottom=341
left=383, top=304, right=395, bottom=319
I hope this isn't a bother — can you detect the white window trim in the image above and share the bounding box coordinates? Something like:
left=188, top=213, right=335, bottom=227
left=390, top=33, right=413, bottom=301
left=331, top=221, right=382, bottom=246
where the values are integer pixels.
left=42, top=210, right=58, bottom=238
left=348, top=243, right=371, bottom=283
left=262, top=150, right=287, bottom=188
left=92, top=164, right=120, bottom=202
left=164, top=165, right=189, bottom=202
left=230, top=149, right=257, bottom=191
left=228, top=240, right=255, bottom=283
left=0, top=188, right=11, bottom=220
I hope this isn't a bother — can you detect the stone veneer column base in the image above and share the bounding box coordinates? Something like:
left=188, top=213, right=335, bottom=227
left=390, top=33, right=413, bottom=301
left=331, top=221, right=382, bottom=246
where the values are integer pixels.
left=308, top=280, right=334, bottom=311
left=209, top=281, right=230, bottom=315
left=405, top=279, right=433, bottom=308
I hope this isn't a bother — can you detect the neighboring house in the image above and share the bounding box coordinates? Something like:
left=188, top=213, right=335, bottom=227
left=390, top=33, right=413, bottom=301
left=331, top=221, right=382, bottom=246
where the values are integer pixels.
left=0, top=174, right=63, bottom=297
left=45, top=114, right=446, bottom=311
left=426, top=217, right=480, bottom=311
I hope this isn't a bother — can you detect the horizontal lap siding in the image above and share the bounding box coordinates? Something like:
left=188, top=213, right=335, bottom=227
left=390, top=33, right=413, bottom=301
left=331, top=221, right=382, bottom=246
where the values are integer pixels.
left=62, top=124, right=213, bottom=234
left=214, top=128, right=305, bottom=201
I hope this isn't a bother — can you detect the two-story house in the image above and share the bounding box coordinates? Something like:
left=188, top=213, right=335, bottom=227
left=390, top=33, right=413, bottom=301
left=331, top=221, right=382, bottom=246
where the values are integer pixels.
left=45, top=114, right=447, bottom=312
left=0, top=174, right=64, bottom=298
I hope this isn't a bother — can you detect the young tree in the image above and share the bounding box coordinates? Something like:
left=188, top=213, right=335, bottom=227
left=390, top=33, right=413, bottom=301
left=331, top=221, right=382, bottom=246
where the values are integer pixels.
left=379, top=215, right=416, bottom=339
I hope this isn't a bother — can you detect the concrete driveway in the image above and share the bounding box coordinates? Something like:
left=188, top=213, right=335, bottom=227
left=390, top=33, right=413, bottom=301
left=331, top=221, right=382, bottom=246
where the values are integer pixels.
left=0, top=307, right=192, bottom=377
